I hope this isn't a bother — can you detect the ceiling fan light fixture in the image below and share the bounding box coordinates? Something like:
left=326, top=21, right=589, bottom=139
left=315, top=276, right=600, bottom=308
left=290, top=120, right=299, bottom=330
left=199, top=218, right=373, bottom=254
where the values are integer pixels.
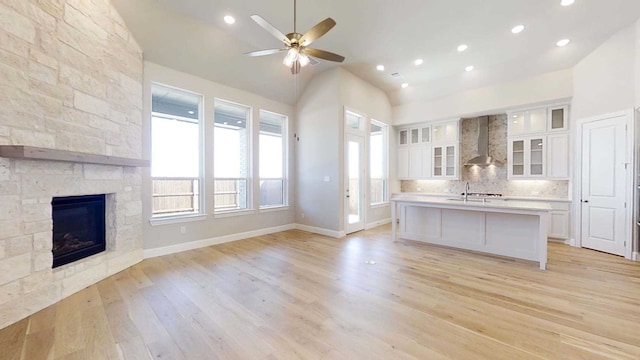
left=298, top=53, right=310, bottom=67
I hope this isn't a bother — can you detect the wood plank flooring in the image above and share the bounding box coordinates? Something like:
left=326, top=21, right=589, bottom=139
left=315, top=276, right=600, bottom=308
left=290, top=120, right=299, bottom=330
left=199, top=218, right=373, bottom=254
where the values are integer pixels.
left=2, top=225, right=640, bottom=359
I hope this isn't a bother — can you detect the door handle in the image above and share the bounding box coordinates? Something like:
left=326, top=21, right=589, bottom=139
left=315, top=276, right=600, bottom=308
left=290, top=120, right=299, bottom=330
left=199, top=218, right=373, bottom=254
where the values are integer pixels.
left=581, top=200, right=589, bottom=203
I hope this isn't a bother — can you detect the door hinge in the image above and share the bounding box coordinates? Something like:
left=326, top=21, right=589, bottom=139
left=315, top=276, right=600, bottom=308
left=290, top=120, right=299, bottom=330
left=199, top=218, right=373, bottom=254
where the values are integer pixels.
left=624, top=202, right=627, bottom=208
left=624, top=241, right=627, bottom=247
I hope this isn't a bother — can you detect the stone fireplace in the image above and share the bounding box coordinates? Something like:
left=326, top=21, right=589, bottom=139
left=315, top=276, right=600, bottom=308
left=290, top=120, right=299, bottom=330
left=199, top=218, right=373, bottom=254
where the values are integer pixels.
left=0, top=0, right=145, bottom=329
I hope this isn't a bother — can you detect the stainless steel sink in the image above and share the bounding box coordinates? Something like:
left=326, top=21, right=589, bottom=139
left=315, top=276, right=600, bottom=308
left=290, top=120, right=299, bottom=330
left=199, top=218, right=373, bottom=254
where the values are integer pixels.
left=446, top=198, right=489, bottom=203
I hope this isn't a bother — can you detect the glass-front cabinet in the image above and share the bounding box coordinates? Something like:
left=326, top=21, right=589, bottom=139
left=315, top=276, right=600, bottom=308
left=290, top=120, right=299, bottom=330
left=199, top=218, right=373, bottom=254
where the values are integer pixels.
left=508, top=136, right=545, bottom=178
left=508, top=108, right=547, bottom=136
left=397, top=120, right=458, bottom=180
left=547, top=105, right=568, bottom=132
left=432, top=144, right=457, bottom=179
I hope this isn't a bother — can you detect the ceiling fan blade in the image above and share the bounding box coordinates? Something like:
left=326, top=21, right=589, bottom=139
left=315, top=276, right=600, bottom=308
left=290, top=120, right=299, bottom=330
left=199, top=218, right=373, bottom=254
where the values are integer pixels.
left=244, top=48, right=287, bottom=57
left=250, top=15, right=290, bottom=45
left=304, top=48, right=345, bottom=63
left=299, top=18, right=336, bottom=46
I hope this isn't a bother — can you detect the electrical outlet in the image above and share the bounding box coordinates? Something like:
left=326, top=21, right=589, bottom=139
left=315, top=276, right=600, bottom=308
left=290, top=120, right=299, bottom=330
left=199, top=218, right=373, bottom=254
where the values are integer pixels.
left=531, top=191, right=540, bottom=196
left=180, top=226, right=186, bottom=234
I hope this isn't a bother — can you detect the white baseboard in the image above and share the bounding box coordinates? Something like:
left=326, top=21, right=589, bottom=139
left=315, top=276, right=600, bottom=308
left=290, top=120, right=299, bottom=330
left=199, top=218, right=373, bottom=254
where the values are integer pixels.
left=548, top=238, right=572, bottom=245
left=295, top=224, right=344, bottom=238
left=633, top=252, right=639, bottom=261
left=366, top=218, right=391, bottom=230
left=143, top=224, right=296, bottom=259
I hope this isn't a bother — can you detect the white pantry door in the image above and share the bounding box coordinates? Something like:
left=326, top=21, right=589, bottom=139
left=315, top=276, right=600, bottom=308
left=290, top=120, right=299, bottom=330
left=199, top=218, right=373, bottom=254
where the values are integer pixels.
left=580, top=114, right=628, bottom=256
left=345, top=134, right=365, bottom=234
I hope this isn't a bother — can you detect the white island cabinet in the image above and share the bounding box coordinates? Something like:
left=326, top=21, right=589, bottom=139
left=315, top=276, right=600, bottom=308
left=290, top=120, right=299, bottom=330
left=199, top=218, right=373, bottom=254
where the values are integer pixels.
left=391, top=196, right=551, bottom=270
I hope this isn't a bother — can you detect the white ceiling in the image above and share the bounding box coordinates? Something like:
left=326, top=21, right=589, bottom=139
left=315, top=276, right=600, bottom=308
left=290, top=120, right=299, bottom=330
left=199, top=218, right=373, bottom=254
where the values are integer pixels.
left=111, top=0, right=640, bottom=106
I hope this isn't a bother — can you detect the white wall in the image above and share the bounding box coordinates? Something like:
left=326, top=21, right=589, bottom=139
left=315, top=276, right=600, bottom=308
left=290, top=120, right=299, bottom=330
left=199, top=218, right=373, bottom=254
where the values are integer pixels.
left=393, top=69, right=573, bottom=126
left=296, top=69, right=342, bottom=232
left=338, top=69, right=393, bottom=227
left=143, top=62, right=296, bottom=251
left=572, top=24, right=637, bottom=120
left=296, top=68, right=393, bottom=234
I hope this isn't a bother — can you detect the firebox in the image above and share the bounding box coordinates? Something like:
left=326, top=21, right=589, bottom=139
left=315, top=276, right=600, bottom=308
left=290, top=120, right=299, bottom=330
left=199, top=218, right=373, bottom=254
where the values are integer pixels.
left=52, top=194, right=106, bottom=268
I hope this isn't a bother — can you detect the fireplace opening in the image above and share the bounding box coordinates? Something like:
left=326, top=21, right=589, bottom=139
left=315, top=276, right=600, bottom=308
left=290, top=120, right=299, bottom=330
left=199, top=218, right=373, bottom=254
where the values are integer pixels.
left=52, top=194, right=106, bottom=268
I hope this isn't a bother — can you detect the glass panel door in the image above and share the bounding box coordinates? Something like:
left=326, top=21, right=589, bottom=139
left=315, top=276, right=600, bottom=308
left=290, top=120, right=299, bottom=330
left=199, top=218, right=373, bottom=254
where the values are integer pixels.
left=433, top=147, right=442, bottom=176
left=530, top=138, right=544, bottom=176
left=345, top=134, right=365, bottom=234
left=399, top=129, right=408, bottom=145
left=529, top=109, right=547, bottom=133
left=445, top=146, right=455, bottom=176
left=512, top=140, right=524, bottom=176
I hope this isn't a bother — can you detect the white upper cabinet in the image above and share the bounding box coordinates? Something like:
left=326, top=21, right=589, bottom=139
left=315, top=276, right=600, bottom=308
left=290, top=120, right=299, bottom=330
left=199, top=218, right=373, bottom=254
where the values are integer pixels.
left=547, top=105, right=568, bottom=132
left=432, top=121, right=459, bottom=143
left=508, top=136, right=546, bottom=178
left=396, top=120, right=458, bottom=180
left=508, top=108, right=547, bottom=136
left=547, top=133, right=569, bottom=179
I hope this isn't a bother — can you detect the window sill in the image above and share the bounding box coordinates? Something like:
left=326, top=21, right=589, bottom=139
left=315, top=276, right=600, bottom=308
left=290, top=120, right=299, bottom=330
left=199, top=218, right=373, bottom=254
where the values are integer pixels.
left=214, top=209, right=255, bottom=218
left=259, top=205, right=290, bottom=213
left=150, top=213, right=208, bottom=226
left=371, top=202, right=390, bottom=208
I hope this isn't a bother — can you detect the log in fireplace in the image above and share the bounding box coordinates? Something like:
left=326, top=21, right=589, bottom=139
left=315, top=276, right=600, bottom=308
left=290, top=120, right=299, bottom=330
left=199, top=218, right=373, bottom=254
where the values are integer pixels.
left=52, top=194, right=106, bottom=268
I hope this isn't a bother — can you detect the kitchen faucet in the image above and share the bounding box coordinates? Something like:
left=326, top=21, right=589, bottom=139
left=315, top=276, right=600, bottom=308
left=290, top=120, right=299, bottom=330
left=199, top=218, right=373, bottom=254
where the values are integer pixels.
left=464, top=182, right=470, bottom=201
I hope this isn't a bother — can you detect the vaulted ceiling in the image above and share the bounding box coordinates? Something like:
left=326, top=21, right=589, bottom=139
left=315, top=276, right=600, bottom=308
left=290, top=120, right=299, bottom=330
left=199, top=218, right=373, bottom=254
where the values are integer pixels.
left=112, top=0, right=640, bottom=106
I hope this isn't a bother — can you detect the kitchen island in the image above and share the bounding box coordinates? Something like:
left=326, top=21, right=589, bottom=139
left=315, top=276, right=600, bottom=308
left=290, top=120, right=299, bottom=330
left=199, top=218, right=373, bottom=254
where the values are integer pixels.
left=391, top=196, right=552, bottom=269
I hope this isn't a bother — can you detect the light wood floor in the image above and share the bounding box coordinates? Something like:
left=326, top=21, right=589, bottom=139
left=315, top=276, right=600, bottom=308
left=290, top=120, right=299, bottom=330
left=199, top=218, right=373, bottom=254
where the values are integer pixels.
left=2, top=225, right=640, bottom=360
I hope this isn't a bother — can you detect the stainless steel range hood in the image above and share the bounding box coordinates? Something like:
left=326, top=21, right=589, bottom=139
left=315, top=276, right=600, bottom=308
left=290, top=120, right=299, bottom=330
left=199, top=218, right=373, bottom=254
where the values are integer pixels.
left=464, top=116, right=502, bottom=167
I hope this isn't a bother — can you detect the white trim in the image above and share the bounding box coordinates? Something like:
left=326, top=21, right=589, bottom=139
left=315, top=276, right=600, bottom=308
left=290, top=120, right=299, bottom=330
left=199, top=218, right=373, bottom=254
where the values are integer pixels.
left=259, top=205, right=290, bottom=213
left=295, top=224, right=345, bottom=238
left=149, top=214, right=207, bottom=226
left=143, top=224, right=296, bottom=259
left=366, top=218, right=391, bottom=230
left=548, top=238, right=572, bottom=245
left=370, top=202, right=391, bottom=209
left=214, top=209, right=256, bottom=218
left=632, top=252, right=638, bottom=261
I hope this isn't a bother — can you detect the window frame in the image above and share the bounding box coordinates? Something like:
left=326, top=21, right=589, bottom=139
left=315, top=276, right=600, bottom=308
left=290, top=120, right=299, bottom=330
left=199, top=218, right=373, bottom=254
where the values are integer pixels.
left=258, top=110, right=289, bottom=209
left=213, top=98, right=253, bottom=214
left=150, top=82, right=205, bottom=220
left=369, top=119, right=389, bottom=206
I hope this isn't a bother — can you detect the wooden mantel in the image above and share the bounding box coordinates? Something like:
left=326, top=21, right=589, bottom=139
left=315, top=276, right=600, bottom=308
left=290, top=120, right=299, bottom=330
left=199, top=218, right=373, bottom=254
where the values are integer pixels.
left=0, top=145, right=150, bottom=167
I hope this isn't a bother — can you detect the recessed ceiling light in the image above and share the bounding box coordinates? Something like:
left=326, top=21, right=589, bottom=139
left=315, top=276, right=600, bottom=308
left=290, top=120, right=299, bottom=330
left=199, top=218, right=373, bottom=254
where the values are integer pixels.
left=556, top=39, right=570, bottom=47
left=376, top=64, right=385, bottom=71
left=511, top=25, right=525, bottom=34
left=224, top=15, right=236, bottom=25
left=414, top=58, right=423, bottom=66
left=560, top=0, right=575, bottom=6
left=457, top=44, right=468, bottom=52
left=188, top=110, right=194, bottom=115
left=237, top=120, right=242, bottom=124
left=401, top=83, right=409, bottom=88
left=465, top=65, right=474, bottom=72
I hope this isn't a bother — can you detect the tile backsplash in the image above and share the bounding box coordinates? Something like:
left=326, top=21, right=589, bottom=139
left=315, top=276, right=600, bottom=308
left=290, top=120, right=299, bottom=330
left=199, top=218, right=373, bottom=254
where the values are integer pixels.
left=400, top=115, right=569, bottom=199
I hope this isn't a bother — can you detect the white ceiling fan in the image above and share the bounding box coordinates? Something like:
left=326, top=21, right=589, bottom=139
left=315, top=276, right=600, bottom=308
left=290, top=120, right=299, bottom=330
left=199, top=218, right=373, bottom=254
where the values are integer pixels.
left=245, top=0, right=345, bottom=74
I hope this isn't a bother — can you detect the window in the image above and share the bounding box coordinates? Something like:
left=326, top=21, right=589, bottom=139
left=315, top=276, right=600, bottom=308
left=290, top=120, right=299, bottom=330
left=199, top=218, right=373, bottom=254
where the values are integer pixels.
left=259, top=111, right=287, bottom=208
left=214, top=100, right=251, bottom=212
left=370, top=120, right=388, bottom=204
left=151, top=84, right=203, bottom=217
left=345, top=111, right=363, bottom=131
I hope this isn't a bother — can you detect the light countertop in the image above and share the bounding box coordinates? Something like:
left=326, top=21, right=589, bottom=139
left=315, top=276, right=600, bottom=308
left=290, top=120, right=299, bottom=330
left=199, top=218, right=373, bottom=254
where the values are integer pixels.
left=394, top=192, right=571, bottom=203
left=391, top=195, right=553, bottom=212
